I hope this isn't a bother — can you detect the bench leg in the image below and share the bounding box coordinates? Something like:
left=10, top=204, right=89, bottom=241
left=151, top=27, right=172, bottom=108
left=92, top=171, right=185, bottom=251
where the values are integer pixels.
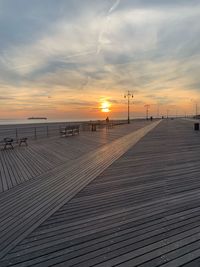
left=4, top=143, right=14, bottom=150
left=19, top=141, right=28, bottom=146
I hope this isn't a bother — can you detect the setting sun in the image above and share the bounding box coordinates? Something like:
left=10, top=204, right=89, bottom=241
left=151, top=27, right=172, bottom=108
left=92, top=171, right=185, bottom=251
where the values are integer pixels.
left=101, top=101, right=111, bottom=113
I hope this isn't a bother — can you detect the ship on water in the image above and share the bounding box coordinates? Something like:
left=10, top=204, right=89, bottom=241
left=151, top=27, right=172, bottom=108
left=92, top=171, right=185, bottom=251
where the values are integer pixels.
left=28, top=117, right=47, bottom=120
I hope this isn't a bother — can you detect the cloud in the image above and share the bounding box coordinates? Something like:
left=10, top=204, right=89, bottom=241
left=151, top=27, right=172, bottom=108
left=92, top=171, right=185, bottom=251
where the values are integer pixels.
left=0, top=0, right=200, bottom=118
left=0, top=96, right=14, bottom=100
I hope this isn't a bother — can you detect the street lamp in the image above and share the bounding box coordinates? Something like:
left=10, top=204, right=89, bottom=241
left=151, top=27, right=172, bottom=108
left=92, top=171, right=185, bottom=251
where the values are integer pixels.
left=191, top=99, right=198, bottom=118
left=195, top=103, right=198, bottom=118
left=167, top=109, right=169, bottom=119
left=157, top=103, right=160, bottom=118
left=124, top=91, right=134, bottom=124
left=144, top=104, right=150, bottom=120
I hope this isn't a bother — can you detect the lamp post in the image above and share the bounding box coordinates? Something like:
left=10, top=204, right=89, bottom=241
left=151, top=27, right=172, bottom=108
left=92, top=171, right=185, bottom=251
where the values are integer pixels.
left=195, top=102, right=198, bottom=117
left=184, top=111, right=187, bottom=118
left=167, top=109, right=169, bottom=119
left=191, top=99, right=198, bottom=118
left=157, top=103, right=160, bottom=118
left=124, top=91, right=133, bottom=124
left=144, top=104, right=150, bottom=120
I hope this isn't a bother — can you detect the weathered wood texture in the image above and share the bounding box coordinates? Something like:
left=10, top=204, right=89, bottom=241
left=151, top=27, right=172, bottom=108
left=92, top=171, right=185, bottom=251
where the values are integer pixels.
left=0, top=120, right=160, bottom=263
left=0, top=120, right=151, bottom=192
left=1, top=119, right=200, bottom=267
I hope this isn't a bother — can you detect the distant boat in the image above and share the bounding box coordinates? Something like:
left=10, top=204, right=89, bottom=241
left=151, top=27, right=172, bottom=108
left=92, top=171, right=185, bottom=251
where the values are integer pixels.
left=28, top=117, right=47, bottom=120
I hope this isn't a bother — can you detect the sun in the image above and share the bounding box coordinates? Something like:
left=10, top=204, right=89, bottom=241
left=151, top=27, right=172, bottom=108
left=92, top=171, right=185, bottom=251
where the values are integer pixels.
left=101, top=101, right=111, bottom=113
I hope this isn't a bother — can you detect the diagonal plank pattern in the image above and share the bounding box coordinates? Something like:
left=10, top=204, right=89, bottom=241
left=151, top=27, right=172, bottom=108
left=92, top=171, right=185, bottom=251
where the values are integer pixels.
left=0, top=120, right=160, bottom=260
left=0, top=121, right=150, bottom=192
left=2, top=119, right=200, bottom=266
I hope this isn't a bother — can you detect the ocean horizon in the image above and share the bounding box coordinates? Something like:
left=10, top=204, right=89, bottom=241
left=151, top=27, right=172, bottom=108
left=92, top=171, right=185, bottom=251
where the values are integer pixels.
left=0, top=117, right=148, bottom=126
left=0, top=118, right=88, bottom=125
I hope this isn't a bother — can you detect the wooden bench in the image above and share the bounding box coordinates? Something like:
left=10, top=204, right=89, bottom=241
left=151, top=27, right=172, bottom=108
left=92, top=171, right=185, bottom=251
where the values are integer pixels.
left=2, top=138, right=14, bottom=150
left=0, top=137, right=28, bottom=150
left=19, top=137, right=28, bottom=146
left=60, top=125, right=80, bottom=137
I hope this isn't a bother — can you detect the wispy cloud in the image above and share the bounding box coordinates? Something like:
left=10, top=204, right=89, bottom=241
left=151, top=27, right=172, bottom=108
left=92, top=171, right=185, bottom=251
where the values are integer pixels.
left=0, top=0, right=200, bottom=118
left=96, top=0, right=120, bottom=54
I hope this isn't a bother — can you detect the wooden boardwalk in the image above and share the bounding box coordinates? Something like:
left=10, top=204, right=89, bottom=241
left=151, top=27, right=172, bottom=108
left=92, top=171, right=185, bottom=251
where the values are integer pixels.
left=1, top=119, right=200, bottom=266
left=0, top=120, right=150, bottom=192
left=0, top=120, right=159, bottom=261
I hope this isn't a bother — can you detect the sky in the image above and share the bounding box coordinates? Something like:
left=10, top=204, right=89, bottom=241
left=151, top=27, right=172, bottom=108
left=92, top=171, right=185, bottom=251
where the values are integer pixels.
left=0, top=0, right=200, bottom=120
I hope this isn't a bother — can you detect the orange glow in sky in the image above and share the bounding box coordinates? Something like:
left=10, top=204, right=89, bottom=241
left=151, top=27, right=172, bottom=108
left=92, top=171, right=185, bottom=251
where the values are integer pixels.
left=100, top=101, right=111, bottom=113
left=1, top=2, right=200, bottom=120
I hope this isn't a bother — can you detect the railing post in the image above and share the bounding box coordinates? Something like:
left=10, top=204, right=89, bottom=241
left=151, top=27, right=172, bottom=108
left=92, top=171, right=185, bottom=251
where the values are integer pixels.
left=34, top=127, right=37, bottom=139
left=15, top=128, right=18, bottom=140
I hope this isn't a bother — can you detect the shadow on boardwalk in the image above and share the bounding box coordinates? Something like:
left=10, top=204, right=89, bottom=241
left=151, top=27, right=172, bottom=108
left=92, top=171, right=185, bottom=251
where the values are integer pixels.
left=1, top=119, right=200, bottom=266
left=0, top=120, right=151, bottom=192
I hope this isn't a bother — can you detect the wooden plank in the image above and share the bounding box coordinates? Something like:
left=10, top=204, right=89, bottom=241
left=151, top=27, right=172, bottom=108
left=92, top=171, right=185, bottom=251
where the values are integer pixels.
left=0, top=120, right=151, bottom=193
left=1, top=119, right=199, bottom=266
left=0, top=121, right=160, bottom=260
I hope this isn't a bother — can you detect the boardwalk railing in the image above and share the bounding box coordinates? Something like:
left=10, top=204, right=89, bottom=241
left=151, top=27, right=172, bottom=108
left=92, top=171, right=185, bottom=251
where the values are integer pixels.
left=0, top=124, right=65, bottom=140
left=0, top=123, right=82, bottom=140
left=0, top=119, right=138, bottom=141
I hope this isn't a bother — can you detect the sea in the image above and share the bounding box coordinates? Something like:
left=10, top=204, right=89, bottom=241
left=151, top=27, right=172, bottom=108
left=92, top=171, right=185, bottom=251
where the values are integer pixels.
left=0, top=118, right=89, bottom=125
left=0, top=117, right=146, bottom=126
